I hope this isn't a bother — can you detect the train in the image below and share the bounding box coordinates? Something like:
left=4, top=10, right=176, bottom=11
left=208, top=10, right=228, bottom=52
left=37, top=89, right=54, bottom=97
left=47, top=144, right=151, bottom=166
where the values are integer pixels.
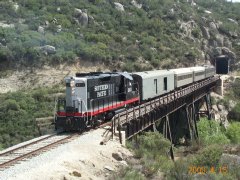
left=55, top=65, right=216, bottom=131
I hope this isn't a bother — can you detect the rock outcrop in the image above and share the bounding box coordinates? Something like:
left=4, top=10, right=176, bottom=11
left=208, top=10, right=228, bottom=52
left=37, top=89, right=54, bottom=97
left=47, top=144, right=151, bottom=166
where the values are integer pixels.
left=41, top=45, right=56, bottom=55
left=114, top=2, right=124, bottom=11
left=131, top=0, right=142, bottom=9
left=74, top=8, right=89, bottom=26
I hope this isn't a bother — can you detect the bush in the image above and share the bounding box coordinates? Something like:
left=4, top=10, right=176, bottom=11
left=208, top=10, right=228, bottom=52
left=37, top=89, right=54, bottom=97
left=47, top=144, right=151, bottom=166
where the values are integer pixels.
left=193, top=144, right=223, bottom=167
left=4, top=99, right=20, bottom=111
left=168, top=159, right=192, bottom=180
left=0, top=87, right=59, bottom=149
left=197, top=118, right=230, bottom=145
left=225, top=122, right=240, bottom=144
left=128, top=132, right=173, bottom=177
left=112, top=167, right=145, bottom=180
left=135, top=132, right=171, bottom=159
left=229, top=103, right=240, bottom=121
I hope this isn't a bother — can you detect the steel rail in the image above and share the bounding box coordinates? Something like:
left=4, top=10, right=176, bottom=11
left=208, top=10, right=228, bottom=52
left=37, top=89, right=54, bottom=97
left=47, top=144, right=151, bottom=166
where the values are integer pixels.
left=0, top=134, right=57, bottom=157
left=0, top=133, right=78, bottom=170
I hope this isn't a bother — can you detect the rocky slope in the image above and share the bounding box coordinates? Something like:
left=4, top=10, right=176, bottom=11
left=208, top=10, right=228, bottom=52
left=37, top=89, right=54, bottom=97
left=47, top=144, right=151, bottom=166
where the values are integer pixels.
left=0, top=0, right=239, bottom=77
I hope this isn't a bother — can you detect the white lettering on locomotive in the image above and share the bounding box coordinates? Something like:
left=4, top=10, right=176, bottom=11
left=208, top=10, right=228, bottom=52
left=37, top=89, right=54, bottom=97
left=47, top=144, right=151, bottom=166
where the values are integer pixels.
left=94, top=84, right=109, bottom=91
left=97, top=90, right=107, bottom=97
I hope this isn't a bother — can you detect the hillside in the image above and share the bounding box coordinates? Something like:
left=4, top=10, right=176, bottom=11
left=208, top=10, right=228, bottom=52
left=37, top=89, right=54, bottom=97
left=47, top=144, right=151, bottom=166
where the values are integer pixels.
left=0, top=0, right=240, bottom=74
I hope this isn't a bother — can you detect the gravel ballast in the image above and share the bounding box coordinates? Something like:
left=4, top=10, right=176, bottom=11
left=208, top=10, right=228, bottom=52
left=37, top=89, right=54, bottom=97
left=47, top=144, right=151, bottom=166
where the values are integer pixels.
left=0, top=128, right=131, bottom=180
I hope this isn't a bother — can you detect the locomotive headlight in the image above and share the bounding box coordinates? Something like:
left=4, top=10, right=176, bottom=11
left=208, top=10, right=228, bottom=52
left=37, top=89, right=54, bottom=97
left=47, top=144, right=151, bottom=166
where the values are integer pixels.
left=70, top=81, right=75, bottom=87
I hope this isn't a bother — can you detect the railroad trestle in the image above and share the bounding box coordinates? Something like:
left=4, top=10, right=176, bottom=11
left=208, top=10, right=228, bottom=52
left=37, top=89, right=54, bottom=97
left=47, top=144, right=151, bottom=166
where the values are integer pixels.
left=112, top=76, right=220, bottom=145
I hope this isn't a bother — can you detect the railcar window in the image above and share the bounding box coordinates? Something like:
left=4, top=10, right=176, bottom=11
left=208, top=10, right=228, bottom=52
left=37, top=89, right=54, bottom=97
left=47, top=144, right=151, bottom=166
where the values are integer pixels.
left=164, top=77, right=167, bottom=91
left=177, top=74, right=192, bottom=81
left=154, top=79, right=157, bottom=94
left=195, top=72, right=204, bottom=76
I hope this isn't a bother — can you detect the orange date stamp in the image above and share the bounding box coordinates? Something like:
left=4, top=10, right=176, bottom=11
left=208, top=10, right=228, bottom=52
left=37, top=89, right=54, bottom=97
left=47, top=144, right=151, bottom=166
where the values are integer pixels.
left=188, top=165, right=228, bottom=175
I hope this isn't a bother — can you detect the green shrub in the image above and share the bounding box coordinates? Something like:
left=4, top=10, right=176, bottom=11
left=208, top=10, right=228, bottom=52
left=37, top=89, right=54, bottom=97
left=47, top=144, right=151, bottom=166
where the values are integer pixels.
left=229, top=103, right=240, bottom=121
left=225, top=122, right=240, bottom=144
left=135, top=132, right=171, bottom=159
left=168, top=158, right=192, bottom=180
left=193, top=144, right=223, bottom=167
left=197, top=118, right=230, bottom=145
left=113, top=167, right=145, bottom=180
left=0, top=87, right=60, bottom=149
left=128, top=132, right=173, bottom=177
left=4, top=99, right=20, bottom=111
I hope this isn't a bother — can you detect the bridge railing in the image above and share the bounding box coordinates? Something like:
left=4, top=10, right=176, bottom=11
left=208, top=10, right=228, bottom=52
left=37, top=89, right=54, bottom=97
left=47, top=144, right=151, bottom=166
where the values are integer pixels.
left=112, top=76, right=220, bottom=135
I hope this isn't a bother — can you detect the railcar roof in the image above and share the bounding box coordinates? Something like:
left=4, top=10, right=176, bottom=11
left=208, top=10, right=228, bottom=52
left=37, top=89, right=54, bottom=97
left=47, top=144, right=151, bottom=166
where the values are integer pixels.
left=190, top=66, right=205, bottom=71
left=132, top=70, right=174, bottom=78
left=170, top=68, right=193, bottom=73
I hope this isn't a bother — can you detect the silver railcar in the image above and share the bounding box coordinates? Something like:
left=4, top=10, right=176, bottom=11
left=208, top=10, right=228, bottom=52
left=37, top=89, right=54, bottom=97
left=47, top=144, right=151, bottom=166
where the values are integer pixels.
left=205, top=65, right=216, bottom=78
left=170, top=68, right=194, bottom=88
left=132, top=70, right=175, bottom=101
left=190, top=66, right=206, bottom=82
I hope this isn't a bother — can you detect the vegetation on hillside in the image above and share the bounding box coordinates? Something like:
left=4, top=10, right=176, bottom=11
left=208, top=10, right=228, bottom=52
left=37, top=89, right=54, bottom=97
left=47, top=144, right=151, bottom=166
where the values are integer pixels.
left=116, top=119, right=240, bottom=179
left=0, top=86, right=63, bottom=150
left=0, top=0, right=239, bottom=72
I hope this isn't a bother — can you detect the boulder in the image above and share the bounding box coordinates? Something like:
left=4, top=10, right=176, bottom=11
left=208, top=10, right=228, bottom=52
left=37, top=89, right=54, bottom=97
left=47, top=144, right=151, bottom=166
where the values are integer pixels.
left=112, top=152, right=123, bottom=161
left=188, top=0, right=196, bottom=6
left=209, top=22, right=218, bottom=31
left=179, top=20, right=197, bottom=39
left=215, top=34, right=224, bottom=47
left=104, top=165, right=115, bottom=171
left=120, top=160, right=128, bottom=166
left=213, top=113, right=221, bottom=123
left=228, top=100, right=236, bottom=110
left=222, top=47, right=236, bottom=58
left=56, top=25, right=62, bottom=33
left=168, top=8, right=175, bottom=17
left=79, top=12, right=88, bottom=26
left=212, top=105, right=218, bottom=112
left=38, top=26, right=45, bottom=34
left=224, top=37, right=232, bottom=49
left=0, top=22, right=14, bottom=28
left=229, top=31, right=238, bottom=38
left=201, top=26, right=210, bottom=39
left=13, top=3, right=19, bottom=11
left=204, top=10, right=212, bottom=14
left=45, top=21, right=50, bottom=27
left=41, top=45, right=56, bottom=54
left=75, top=8, right=82, bottom=17
left=131, top=0, right=142, bottom=9
left=114, top=2, right=124, bottom=11
left=217, top=104, right=224, bottom=111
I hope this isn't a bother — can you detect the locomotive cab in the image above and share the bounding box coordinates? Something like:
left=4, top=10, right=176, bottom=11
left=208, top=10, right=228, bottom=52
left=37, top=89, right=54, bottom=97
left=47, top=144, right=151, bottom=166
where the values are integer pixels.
left=55, top=72, right=139, bottom=131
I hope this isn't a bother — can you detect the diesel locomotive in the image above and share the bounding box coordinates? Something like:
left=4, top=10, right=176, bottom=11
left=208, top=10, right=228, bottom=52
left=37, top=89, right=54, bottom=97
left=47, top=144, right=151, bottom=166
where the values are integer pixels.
left=55, top=66, right=215, bottom=131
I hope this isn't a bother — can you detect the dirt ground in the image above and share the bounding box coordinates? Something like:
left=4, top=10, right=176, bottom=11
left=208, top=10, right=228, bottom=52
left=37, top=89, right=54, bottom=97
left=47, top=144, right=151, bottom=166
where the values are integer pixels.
left=0, top=61, right=109, bottom=93
left=5, top=128, right=132, bottom=180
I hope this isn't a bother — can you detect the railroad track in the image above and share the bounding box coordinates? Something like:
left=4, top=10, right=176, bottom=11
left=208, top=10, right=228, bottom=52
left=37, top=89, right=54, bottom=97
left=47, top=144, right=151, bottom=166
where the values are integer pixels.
left=0, top=133, right=79, bottom=171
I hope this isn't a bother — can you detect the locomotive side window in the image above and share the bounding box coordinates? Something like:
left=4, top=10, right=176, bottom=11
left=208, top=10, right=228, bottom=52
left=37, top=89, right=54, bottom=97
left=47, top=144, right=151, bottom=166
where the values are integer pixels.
left=164, top=77, right=167, bottom=91
left=66, top=83, right=70, bottom=87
